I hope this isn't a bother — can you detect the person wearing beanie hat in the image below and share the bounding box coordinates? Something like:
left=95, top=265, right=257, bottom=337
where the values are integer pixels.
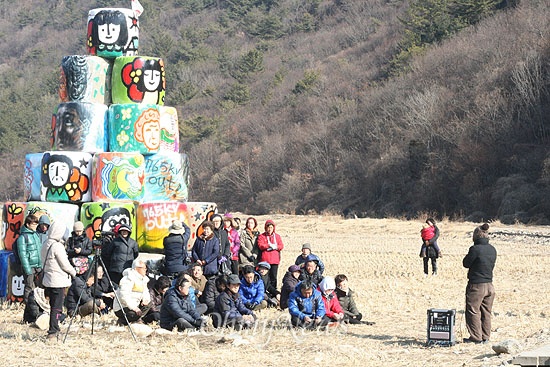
left=256, top=219, right=285, bottom=290
left=163, top=220, right=191, bottom=277
left=419, top=218, right=442, bottom=277
left=295, top=243, right=325, bottom=274
left=318, top=276, right=345, bottom=323
left=66, top=221, right=92, bottom=275
left=280, top=265, right=302, bottom=310
left=462, top=223, right=497, bottom=344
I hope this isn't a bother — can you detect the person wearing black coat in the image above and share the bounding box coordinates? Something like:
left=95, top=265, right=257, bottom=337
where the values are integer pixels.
left=191, top=222, right=220, bottom=278
left=201, top=274, right=227, bottom=314
left=160, top=277, right=203, bottom=331
left=163, top=221, right=191, bottom=277
left=102, top=224, right=139, bottom=285
left=66, top=273, right=105, bottom=317
left=462, top=223, right=497, bottom=344
left=280, top=265, right=301, bottom=310
left=66, top=221, right=93, bottom=275
left=299, top=257, right=323, bottom=287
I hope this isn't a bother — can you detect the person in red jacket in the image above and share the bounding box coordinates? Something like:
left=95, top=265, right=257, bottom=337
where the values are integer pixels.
left=256, top=220, right=284, bottom=290
left=318, top=276, right=344, bottom=323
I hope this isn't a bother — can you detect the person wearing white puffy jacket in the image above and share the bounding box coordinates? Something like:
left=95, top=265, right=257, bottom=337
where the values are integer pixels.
left=41, top=221, right=76, bottom=341
left=113, top=259, right=151, bottom=325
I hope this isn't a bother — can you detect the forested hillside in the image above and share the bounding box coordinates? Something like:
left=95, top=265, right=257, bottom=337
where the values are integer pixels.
left=0, top=0, right=548, bottom=223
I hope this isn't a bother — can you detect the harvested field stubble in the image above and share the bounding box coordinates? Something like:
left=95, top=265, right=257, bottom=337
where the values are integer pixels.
left=0, top=215, right=549, bottom=367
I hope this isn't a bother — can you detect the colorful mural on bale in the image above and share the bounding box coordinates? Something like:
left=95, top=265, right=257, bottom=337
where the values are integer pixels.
left=81, top=202, right=136, bottom=241
left=51, top=102, right=108, bottom=152
left=108, top=104, right=161, bottom=154
left=136, top=201, right=217, bottom=253
left=59, top=55, right=112, bottom=105
left=2, top=202, right=27, bottom=252
left=40, top=152, right=92, bottom=203
left=92, top=152, right=145, bottom=202
left=24, top=153, right=43, bottom=201
left=143, top=152, right=189, bottom=202
left=112, top=56, right=166, bottom=105
left=159, top=106, right=179, bottom=152
left=86, top=6, right=141, bottom=58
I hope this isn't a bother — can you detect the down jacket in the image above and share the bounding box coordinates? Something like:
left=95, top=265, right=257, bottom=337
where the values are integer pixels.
left=160, top=286, right=201, bottom=330
left=239, top=272, right=265, bottom=305
left=41, top=222, right=76, bottom=288
left=256, top=220, right=284, bottom=265
left=288, top=282, right=326, bottom=321
left=113, top=268, right=150, bottom=312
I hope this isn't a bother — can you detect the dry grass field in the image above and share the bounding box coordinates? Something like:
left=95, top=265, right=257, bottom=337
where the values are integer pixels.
left=1, top=215, right=549, bottom=367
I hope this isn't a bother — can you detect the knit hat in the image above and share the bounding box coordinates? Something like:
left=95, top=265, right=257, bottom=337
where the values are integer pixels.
left=319, top=276, right=336, bottom=293
left=257, top=261, right=271, bottom=270
left=288, top=265, right=301, bottom=273
left=73, top=221, right=84, bottom=231
left=227, top=274, right=241, bottom=284
left=301, top=243, right=312, bottom=250
left=169, top=221, right=185, bottom=235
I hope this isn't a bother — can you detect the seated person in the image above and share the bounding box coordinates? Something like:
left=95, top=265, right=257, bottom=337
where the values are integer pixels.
left=214, top=274, right=256, bottom=330
left=256, top=262, right=280, bottom=308
left=334, top=274, right=365, bottom=324
left=288, top=280, right=327, bottom=329
left=113, top=259, right=151, bottom=325
left=23, top=287, right=50, bottom=327
left=295, top=243, right=325, bottom=274
left=299, top=256, right=323, bottom=287
left=280, top=265, right=301, bottom=310
left=66, top=273, right=106, bottom=317
left=93, top=265, right=116, bottom=313
left=239, top=265, right=267, bottom=311
left=201, top=274, right=227, bottom=314
left=160, top=277, right=204, bottom=331
left=143, top=275, right=171, bottom=324
left=318, top=276, right=344, bottom=323
left=187, top=262, right=208, bottom=299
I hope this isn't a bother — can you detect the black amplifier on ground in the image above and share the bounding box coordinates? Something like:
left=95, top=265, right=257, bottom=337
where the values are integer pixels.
left=427, top=308, right=456, bottom=346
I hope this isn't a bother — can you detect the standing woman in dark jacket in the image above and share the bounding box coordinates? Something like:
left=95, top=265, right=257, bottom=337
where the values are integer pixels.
left=462, top=223, right=497, bottom=344
left=211, top=214, right=231, bottom=264
left=102, top=224, right=139, bottom=285
left=191, top=222, right=220, bottom=279
left=163, top=220, right=191, bottom=278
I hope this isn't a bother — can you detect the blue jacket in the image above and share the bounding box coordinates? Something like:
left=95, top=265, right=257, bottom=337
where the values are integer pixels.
left=239, top=272, right=264, bottom=305
left=160, top=286, right=201, bottom=330
left=192, top=235, right=220, bottom=276
left=288, top=282, right=326, bottom=321
left=295, top=253, right=325, bottom=274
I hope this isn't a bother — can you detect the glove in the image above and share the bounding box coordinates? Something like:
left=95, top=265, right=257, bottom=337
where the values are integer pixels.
left=218, top=256, right=227, bottom=264
left=266, top=248, right=273, bottom=252
left=193, top=319, right=203, bottom=328
left=244, top=302, right=253, bottom=309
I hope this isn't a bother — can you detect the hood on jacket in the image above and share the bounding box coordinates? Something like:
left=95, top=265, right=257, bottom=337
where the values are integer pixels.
left=319, top=276, right=336, bottom=294
left=264, top=219, right=276, bottom=232
left=38, top=215, right=51, bottom=226
left=122, top=267, right=150, bottom=284
left=48, top=221, right=68, bottom=243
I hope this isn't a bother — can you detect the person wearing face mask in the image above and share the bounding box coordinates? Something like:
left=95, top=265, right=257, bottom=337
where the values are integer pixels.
left=66, top=221, right=92, bottom=275
left=102, top=223, right=139, bottom=285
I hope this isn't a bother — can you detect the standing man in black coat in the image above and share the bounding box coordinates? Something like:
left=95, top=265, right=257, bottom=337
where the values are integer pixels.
left=462, top=223, right=497, bottom=344
left=163, top=220, right=191, bottom=278
left=102, top=224, right=139, bottom=285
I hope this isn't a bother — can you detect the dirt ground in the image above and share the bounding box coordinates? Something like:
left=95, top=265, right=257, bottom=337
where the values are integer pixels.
left=1, top=215, right=549, bottom=367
